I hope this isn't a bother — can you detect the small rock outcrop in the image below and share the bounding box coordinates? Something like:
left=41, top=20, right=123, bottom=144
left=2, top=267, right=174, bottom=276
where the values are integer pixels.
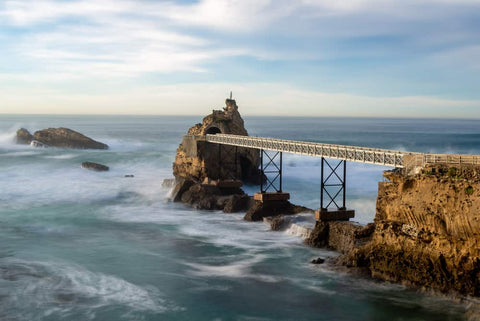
left=16, top=128, right=108, bottom=149
left=244, top=200, right=312, bottom=221
left=81, top=162, right=109, bottom=171
left=16, top=128, right=33, bottom=144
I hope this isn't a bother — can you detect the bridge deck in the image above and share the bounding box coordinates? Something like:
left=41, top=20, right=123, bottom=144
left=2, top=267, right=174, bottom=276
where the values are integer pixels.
left=199, top=134, right=480, bottom=169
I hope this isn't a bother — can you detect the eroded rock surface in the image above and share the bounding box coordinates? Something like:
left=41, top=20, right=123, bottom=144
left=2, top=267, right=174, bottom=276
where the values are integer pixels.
left=172, top=98, right=260, bottom=184
left=329, top=165, right=480, bottom=296
left=16, top=128, right=108, bottom=149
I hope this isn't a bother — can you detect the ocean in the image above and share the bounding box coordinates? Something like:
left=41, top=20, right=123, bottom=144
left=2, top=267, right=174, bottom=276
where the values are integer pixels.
left=1, top=114, right=479, bottom=321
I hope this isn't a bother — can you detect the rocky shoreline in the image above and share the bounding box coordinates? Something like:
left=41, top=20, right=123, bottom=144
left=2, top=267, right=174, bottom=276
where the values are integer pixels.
left=167, top=97, right=480, bottom=304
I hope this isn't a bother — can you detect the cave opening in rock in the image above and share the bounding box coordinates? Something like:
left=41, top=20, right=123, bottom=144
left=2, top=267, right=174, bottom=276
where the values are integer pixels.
left=205, top=126, right=222, bottom=135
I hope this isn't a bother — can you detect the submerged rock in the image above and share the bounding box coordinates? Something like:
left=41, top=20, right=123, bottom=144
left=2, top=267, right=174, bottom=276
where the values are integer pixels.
left=81, top=162, right=109, bottom=172
left=16, top=128, right=33, bottom=145
left=311, top=258, right=325, bottom=264
left=16, top=127, right=108, bottom=149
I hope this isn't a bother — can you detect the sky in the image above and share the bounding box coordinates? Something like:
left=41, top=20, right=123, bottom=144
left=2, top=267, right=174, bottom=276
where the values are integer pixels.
left=1, top=0, right=480, bottom=117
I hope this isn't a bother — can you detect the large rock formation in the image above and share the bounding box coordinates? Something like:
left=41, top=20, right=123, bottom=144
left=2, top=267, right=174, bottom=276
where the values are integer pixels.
left=307, top=164, right=480, bottom=296
left=16, top=128, right=108, bottom=149
left=173, top=98, right=260, bottom=184
left=169, top=98, right=260, bottom=212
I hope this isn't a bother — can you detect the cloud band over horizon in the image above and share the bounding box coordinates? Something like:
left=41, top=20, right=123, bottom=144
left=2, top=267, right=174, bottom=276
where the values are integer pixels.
left=1, top=0, right=479, bottom=117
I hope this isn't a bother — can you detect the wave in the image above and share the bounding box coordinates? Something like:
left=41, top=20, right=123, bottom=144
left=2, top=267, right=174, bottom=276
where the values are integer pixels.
left=0, top=258, right=180, bottom=320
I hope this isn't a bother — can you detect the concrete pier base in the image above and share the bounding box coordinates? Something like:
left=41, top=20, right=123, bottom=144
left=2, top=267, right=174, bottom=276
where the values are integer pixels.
left=254, top=192, right=290, bottom=202
left=315, top=208, right=355, bottom=221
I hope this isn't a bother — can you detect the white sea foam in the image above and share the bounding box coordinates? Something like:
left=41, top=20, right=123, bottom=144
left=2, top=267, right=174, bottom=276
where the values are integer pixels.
left=183, top=255, right=282, bottom=283
left=3, top=259, right=180, bottom=320
left=0, top=128, right=17, bottom=147
left=43, top=154, right=77, bottom=159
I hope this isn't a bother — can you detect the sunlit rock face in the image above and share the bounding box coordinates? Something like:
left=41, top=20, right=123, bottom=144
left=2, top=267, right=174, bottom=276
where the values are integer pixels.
left=337, top=165, right=480, bottom=296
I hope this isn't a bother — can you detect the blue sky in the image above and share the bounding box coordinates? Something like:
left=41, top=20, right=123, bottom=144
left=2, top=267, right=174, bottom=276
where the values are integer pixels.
left=1, top=0, right=480, bottom=116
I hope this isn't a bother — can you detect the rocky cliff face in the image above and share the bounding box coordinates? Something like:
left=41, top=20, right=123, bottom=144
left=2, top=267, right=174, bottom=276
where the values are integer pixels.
left=173, top=99, right=260, bottom=184
left=338, top=165, right=480, bottom=296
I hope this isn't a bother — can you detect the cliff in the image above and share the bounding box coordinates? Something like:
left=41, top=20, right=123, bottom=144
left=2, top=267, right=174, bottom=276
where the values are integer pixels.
left=334, top=165, right=480, bottom=296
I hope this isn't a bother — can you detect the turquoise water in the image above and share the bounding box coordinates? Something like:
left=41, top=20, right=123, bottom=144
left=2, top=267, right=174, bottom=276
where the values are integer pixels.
left=1, top=115, right=478, bottom=320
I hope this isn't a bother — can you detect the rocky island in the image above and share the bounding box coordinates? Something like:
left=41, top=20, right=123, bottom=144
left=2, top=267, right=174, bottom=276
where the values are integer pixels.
left=16, top=127, right=108, bottom=149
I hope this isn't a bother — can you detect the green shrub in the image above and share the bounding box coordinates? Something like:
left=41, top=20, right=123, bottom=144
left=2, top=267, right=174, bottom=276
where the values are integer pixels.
left=465, top=186, right=474, bottom=196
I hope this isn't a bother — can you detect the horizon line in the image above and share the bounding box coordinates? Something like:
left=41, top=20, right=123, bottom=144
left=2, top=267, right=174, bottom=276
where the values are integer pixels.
left=1, top=113, right=480, bottom=121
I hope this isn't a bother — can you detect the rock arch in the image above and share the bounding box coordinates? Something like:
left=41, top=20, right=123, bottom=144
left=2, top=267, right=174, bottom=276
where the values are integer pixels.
left=205, top=126, right=222, bottom=135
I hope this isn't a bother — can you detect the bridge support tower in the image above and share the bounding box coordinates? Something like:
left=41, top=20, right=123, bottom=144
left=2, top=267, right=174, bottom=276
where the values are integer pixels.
left=254, top=150, right=290, bottom=202
left=315, top=157, right=355, bottom=221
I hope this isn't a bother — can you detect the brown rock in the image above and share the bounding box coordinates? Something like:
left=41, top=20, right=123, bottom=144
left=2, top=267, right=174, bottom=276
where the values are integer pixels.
left=244, top=200, right=312, bottom=222
left=16, top=128, right=33, bottom=145
left=311, top=258, right=325, bottom=264
left=223, top=194, right=251, bottom=213
left=81, top=162, right=109, bottom=171
left=170, top=179, right=195, bottom=202
left=338, top=166, right=480, bottom=296
left=172, top=98, right=260, bottom=184
left=33, top=128, right=108, bottom=149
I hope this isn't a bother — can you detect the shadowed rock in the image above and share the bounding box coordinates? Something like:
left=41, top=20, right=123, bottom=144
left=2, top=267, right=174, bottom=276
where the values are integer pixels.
left=33, top=128, right=108, bottom=149
left=16, top=128, right=33, bottom=145
left=81, top=162, right=109, bottom=171
left=244, top=200, right=312, bottom=222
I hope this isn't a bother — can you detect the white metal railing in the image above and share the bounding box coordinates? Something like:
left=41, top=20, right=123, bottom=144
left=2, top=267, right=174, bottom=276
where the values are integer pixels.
left=188, top=134, right=480, bottom=170
left=203, top=134, right=409, bottom=167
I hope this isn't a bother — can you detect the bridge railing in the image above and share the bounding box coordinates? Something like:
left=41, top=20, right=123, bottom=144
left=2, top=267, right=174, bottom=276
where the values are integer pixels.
left=203, top=134, right=408, bottom=168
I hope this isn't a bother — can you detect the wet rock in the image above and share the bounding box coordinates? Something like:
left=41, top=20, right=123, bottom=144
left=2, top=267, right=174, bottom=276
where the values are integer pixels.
left=305, top=221, right=329, bottom=248
left=162, top=178, right=176, bottom=188
left=311, top=258, right=325, bottom=264
left=181, top=184, right=222, bottom=210
left=33, top=128, right=108, bottom=149
left=268, top=215, right=286, bottom=231
left=16, top=128, right=33, bottom=144
left=170, top=179, right=195, bottom=202
left=244, top=200, right=312, bottom=222
left=81, top=162, right=109, bottom=171
left=30, top=140, right=48, bottom=148
left=223, top=194, right=251, bottom=213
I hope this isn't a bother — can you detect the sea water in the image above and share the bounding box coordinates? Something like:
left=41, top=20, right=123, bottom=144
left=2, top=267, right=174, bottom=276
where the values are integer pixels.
left=1, top=115, right=478, bottom=321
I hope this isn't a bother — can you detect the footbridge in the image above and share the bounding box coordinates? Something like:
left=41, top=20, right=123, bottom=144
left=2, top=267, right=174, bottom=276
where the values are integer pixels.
left=194, top=133, right=480, bottom=221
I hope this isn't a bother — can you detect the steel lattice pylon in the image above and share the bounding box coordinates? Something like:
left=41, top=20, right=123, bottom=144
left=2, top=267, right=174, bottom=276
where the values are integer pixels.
left=320, top=157, right=346, bottom=210
left=260, top=149, right=283, bottom=193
